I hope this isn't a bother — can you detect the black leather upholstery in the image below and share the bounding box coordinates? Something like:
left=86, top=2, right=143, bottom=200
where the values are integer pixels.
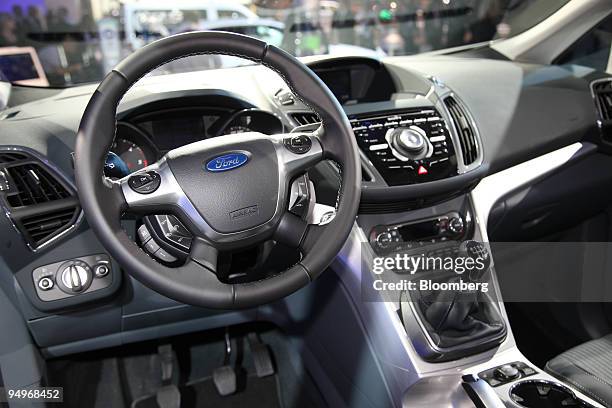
left=546, top=334, right=612, bottom=407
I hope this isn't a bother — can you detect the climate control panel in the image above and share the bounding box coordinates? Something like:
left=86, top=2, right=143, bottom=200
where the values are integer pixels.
left=350, top=109, right=457, bottom=186
left=33, top=254, right=113, bottom=301
left=370, top=212, right=468, bottom=251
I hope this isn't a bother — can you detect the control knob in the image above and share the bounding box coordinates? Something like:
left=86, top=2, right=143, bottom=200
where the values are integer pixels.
left=448, top=217, right=464, bottom=235
left=375, top=231, right=393, bottom=248
left=387, top=127, right=430, bottom=159
left=494, top=365, right=520, bottom=381
left=56, top=260, right=93, bottom=293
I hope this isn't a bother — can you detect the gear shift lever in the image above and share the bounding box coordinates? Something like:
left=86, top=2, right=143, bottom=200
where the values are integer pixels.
left=459, top=240, right=492, bottom=282
left=403, top=240, right=505, bottom=361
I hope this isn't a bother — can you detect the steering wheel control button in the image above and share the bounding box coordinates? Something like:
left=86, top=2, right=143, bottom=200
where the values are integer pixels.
left=288, top=174, right=312, bottom=218
left=144, top=238, right=161, bottom=254
left=128, top=171, right=161, bottom=194
left=38, top=277, right=54, bottom=291
left=57, top=260, right=93, bottom=294
left=154, top=215, right=193, bottom=252
left=137, top=224, right=152, bottom=244
left=153, top=248, right=178, bottom=263
left=284, top=135, right=312, bottom=154
left=94, top=263, right=110, bottom=278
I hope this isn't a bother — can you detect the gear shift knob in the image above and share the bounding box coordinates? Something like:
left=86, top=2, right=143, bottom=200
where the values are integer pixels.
left=458, top=240, right=491, bottom=281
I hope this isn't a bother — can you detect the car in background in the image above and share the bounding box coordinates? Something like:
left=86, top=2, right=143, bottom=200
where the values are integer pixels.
left=201, top=18, right=385, bottom=67
left=123, top=0, right=258, bottom=50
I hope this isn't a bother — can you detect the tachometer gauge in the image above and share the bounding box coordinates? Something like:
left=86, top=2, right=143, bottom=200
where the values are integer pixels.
left=111, top=138, right=149, bottom=171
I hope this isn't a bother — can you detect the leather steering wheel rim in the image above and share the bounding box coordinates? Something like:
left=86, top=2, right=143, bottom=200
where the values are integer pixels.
left=75, top=31, right=360, bottom=309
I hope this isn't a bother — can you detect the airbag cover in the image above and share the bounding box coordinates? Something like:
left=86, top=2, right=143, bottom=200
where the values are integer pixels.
left=167, top=137, right=279, bottom=233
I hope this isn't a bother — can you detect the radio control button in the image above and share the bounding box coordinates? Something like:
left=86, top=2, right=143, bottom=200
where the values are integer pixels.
left=369, top=143, right=388, bottom=151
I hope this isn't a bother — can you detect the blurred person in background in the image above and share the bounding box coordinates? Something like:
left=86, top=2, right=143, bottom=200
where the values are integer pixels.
left=26, top=6, right=46, bottom=34
left=0, top=13, right=19, bottom=47
left=465, top=0, right=505, bottom=43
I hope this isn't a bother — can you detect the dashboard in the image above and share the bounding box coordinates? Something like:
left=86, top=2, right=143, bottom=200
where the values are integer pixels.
left=0, top=51, right=607, bottom=356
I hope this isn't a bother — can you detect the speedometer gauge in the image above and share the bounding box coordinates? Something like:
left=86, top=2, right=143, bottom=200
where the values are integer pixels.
left=111, top=138, right=149, bottom=172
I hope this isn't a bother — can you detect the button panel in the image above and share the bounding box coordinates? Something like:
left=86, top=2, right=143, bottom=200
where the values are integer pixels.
left=479, top=362, right=537, bottom=387
left=350, top=109, right=457, bottom=186
left=32, top=254, right=113, bottom=302
left=128, top=171, right=161, bottom=194
left=284, top=135, right=312, bottom=154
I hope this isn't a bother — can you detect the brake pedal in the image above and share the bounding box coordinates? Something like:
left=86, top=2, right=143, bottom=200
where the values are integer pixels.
left=248, top=332, right=275, bottom=378
left=213, top=328, right=237, bottom=396
left=155, top=344, right=180, bottom=408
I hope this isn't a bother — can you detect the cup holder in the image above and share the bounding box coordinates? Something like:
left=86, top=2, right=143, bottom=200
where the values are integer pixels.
left=510, top=380, right=594, bottom=407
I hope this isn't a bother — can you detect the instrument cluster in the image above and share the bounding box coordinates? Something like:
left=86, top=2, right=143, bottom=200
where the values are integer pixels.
left=105, top=109, right=283, bottom=179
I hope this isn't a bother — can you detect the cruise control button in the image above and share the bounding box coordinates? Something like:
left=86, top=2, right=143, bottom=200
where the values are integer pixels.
left=129, top=172, right=161, bottom=194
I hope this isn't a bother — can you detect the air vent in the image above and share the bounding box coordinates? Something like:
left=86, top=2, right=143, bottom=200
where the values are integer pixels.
left=0, top=151, right=80, bottom=249
left=0, top=152, right=27, bottom=163
left=290, top=112, right=320, bottom=127
left=444, top=96, right=479, bottom=166
left=592, top=79, right=612, bottom=141
left=21, top=207, right=79, bottom=245
left=5, top=163, right=71, bottom=207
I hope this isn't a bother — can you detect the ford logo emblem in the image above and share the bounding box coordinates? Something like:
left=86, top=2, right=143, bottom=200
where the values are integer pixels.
left=205, top=152, right=249, bottom=172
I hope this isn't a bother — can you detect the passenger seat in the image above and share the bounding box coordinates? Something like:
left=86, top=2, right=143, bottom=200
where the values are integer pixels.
left=546, top=334, right=612, bottom=407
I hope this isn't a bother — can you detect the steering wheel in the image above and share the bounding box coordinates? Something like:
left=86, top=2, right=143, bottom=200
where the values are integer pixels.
left=75, top=32, right=361, bottom=309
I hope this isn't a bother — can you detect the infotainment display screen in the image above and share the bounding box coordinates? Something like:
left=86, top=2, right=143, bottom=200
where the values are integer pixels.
left=316, top=69, right=351, bottom=103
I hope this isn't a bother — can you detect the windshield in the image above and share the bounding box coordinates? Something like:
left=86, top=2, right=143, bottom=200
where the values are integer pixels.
left=0, top=0, right=569, bottom=87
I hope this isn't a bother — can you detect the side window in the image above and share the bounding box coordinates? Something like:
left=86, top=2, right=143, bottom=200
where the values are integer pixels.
left=217, top=10, right=246, bottom=19
left=556, top=15, right=612, bottom=72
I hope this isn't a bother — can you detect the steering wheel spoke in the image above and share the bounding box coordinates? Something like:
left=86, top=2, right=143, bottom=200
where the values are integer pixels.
left=189, top=237, right=219, bottom=274
left=275, top=132, right=323, bottom=179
